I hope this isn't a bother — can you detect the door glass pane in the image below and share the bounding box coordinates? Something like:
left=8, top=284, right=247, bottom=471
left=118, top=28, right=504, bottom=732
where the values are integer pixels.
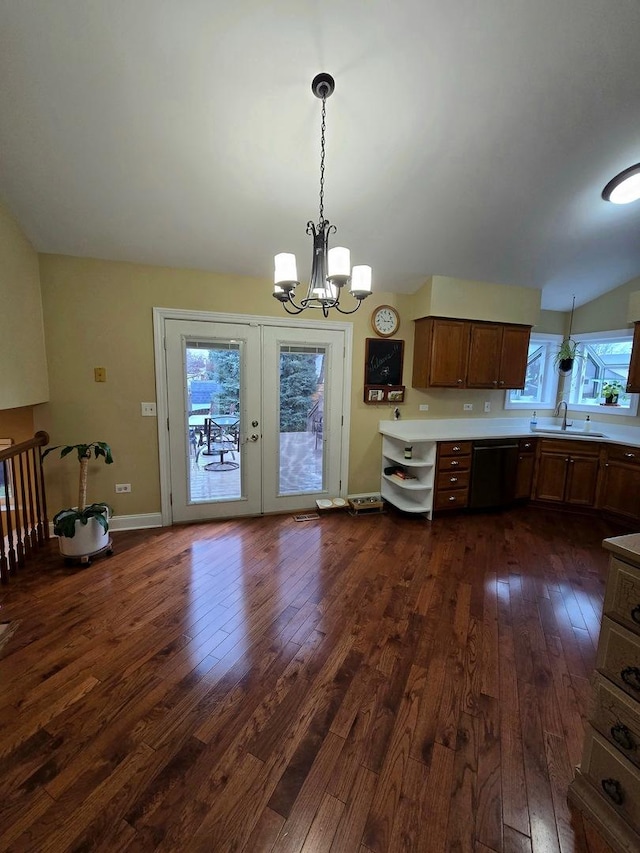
left=186, top=340, right=241, bottom=503
left=278, top=345, right=325, bottom=495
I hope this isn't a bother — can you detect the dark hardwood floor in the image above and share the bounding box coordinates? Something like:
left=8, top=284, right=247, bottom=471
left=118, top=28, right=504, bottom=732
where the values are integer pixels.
left=0, top=505, right=627, bottom=852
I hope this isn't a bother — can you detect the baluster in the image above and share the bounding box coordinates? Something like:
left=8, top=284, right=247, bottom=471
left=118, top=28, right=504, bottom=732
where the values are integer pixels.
left=2, top=459, right=17, bottom=575
left=18, top=452, right=31, bottom=560
left=0, top=478, right=8, bottom=583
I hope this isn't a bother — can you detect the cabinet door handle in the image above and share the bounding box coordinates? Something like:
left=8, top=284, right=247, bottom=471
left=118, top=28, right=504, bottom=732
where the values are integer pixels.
left=450, top=460, right=460, bottom=467
left=449, top=476, right=458, bottom=483
left=621, top=666, right=640, bottom=691
left=631, top=605, right=640, bottom=624
left=624, top=452, right=635, bottom=458
left=498, top=380, right=504, bottom=386
left=601, top=778, right=624, bottom=805
left=448, top=496, right=457, bottom=502
left=611, top=723, right=636, bottom=752
left=523, top=443, right=531, bottom=449
left=456, top=379, right=463, bottom=384
left=492, top=380, right=498, bottom=386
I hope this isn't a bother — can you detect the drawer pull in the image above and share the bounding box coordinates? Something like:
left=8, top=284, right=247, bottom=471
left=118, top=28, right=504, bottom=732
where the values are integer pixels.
left=523, top=442, right=531, bottom=449
left=624, top=452, right=635, bottom=458
left=449, top=476, right=458, bottom=483
left=631, top=605, right=640, bottom=624
left=452, top=445, right=461, bottom=452
left=621, top=666, right=640, bottom=691
left=448, top=496, right=457, bottom=502
left=450, top=460, right=460, bottom=467
left=601, top=777, right=624, bottom=806
left=611, top=723, right=636, bottom=752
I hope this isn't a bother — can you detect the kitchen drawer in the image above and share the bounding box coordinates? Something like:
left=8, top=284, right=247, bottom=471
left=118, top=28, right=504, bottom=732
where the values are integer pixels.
left=591, top=673, right=640, bottom=770
left=519, top=438, right=536, bottom=453
left=538, top=438, right=600, bottom=456
left=434, top=489, right=469, bottom=511
left=580, top=728, right=640, bottom=832
left=604, top=557, right=640, bottom=634
left=438, top=455, right=471, bottom=473
left=607, top=445, right=640, bottom=465
left=438, top=441, right=472, bottom=456
left=596, top=617, right=640, bottom=701
left=436, top=470, right=470, bottom=491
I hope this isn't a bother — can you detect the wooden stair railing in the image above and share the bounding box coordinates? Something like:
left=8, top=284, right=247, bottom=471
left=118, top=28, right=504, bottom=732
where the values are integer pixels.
left=0, top=430, right=50, bottom=583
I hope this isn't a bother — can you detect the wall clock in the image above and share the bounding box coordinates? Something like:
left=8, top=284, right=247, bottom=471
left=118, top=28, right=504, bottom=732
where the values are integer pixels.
left=371, top=305, right=400, bottom=337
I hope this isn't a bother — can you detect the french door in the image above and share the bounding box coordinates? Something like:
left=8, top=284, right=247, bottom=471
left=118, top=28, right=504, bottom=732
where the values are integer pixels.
left=161, top=313, right=350, bottom=523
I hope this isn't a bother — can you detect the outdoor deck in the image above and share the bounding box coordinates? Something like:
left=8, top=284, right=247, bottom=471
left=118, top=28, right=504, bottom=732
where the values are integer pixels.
left=189, top=430, right=323, bottom=502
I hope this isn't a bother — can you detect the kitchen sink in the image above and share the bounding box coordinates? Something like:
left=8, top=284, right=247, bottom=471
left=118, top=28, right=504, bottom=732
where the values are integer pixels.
left=533, top=427, right=606, bottom=437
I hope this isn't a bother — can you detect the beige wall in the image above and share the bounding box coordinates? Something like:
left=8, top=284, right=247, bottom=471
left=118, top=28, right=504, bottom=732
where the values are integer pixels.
left=30, top=252, right=640, bottom=516
left=410, top=275, right=541, bottom=326
left=35, top=255, right=551, bottom=513
left=573, top=275, right=640, bottom=333
left=0, top=405, right=36, bottom=444
left=0, top=200, right=49, bottom=409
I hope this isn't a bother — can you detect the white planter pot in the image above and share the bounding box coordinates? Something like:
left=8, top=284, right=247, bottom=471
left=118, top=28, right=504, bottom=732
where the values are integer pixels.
left=58, top=514, right=110, bottom=558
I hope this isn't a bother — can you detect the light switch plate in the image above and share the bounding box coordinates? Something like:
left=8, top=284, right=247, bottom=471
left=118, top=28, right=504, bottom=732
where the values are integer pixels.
left=463, top=403, right=473, bottom=411
left=141, top=402, right=157, bottom=417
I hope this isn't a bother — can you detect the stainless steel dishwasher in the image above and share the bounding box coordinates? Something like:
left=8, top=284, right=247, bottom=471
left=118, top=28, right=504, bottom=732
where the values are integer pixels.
left=469, top=438, right=519, bottom=509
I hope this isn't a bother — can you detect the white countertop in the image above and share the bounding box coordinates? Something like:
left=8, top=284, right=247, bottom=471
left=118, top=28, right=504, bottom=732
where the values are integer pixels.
left=379, top=416, right=640, bottom=447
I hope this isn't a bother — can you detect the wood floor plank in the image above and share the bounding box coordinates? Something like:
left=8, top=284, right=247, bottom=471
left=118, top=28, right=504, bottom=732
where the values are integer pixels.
left=0, top=506, right=622, bottom=852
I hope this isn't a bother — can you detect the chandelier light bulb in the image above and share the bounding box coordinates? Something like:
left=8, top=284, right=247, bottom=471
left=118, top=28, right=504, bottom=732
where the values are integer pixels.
left=350, top=265, right=372, bottom=297
left=328, top=246, right=351, bottom=284
left=274, top=253, right=298, bottom=291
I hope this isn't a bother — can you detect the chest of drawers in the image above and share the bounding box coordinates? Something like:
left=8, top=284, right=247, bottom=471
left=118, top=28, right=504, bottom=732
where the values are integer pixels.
left=568, top=533, right=640, bottom=852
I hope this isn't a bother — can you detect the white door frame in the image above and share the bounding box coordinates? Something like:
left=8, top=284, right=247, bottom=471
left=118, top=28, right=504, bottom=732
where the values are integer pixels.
left=153, top=307, right=353, bottom=527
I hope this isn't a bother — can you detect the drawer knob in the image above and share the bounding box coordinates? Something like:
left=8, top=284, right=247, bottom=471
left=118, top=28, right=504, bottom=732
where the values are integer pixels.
left=631, top=605, right=640, bottom=625
left=601, top=777, right=624, bottom=806
left=450, top=461, right=459, bottom=467
left=448, top=496, right=456, bottom=502
left=611, top=723, right=636, bottom=752
left=624, top=452, right=635, bottom=458
left=452, top=446, right=461, bottom=451
left=449, top=476, right=458, bottom=483
left=621, top=666, right=640, bottom=691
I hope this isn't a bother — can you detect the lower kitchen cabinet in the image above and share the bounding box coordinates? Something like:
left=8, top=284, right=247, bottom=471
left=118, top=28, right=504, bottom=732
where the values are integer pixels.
left=534, top=439, right=600, bottom=507
left=568, top=534, right=640, bottom=852
left=515, top=437, right=536, bottom=500
left=599, top=445, right=640, bottom=525
left=434, top=441, right=472, bottom=511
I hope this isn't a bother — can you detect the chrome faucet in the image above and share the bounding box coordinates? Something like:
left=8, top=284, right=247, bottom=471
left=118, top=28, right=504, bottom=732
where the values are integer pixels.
left=554, top=400, right=572, bottom=430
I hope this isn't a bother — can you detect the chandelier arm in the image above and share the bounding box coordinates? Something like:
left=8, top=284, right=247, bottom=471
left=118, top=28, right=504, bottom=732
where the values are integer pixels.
left=281, top=295, right=305, bottom=315
left=332, top=299, right=368, bottom=315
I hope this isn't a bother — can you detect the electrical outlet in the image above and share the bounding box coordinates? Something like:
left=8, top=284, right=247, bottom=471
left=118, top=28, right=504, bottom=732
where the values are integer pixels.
left=419, top=404, right=429, bottom=411
left=141, top=402, right=157, bottom=417
left=463, top=403, right=473, bottom=411
left=484, top=401, right=491, bottom=413
left=115, top=483, right=131, bottom=493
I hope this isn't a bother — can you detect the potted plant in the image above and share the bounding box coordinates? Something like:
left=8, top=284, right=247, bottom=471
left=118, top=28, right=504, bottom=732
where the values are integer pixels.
left=602, top=381, right=623, bottom=405
left=554, top=338, right=581, bottom=374
left=43, top=441, right=114, bottom=561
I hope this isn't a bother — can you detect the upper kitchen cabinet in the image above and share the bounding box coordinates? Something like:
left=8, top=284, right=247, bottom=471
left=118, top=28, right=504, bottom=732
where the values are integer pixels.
left=412, top=318, right=470, bottom=387
left=626, top=321, right=640, bottom=393
left=412, top=317, right=531, bottom=390
left=467, top=323, right=530, bottom=389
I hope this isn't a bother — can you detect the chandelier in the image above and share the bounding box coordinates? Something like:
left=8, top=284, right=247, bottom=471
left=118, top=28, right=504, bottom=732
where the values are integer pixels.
left=273, top=73, right=372, bottom=316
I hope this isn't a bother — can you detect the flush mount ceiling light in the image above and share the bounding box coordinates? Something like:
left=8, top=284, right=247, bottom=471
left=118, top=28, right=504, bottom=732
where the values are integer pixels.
left=602, top=163, right=640, bottom=204
left=273, top=73, right=372, bottom=316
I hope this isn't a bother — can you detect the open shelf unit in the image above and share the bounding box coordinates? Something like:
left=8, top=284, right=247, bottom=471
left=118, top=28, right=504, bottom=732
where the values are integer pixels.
left=380, top=435, right=437, bottom=518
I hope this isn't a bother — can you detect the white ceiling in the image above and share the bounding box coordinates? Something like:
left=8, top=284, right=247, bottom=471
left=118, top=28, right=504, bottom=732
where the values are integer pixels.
left=1, top=1, right=639, bottom=312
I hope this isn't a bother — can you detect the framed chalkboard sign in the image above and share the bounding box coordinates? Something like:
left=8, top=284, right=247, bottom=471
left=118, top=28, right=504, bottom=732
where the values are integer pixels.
left=364, top=338, right=405, bottom=404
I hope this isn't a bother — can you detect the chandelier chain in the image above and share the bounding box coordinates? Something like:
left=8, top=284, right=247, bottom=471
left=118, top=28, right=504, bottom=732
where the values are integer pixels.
left=319, top=94, right=326, bottom=225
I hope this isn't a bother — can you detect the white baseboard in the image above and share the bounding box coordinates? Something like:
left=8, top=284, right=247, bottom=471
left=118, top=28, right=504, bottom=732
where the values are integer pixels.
left=48, top=512, right=163, bottom=537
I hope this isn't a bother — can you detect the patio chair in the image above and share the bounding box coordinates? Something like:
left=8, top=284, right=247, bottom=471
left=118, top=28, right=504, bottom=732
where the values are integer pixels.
left=203, top=420, right=240, bottom=471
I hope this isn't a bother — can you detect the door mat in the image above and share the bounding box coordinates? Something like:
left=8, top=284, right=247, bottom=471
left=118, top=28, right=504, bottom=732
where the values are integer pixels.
left=0, top=621, right=19, bottom=655
left=293, top=513, right=320, bottom=522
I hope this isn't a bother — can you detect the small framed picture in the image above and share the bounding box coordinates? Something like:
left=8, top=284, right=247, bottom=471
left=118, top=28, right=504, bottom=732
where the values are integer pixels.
left=367, top=388, right=384, bottom=402
left=387, top=388, right=405, bottom=403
